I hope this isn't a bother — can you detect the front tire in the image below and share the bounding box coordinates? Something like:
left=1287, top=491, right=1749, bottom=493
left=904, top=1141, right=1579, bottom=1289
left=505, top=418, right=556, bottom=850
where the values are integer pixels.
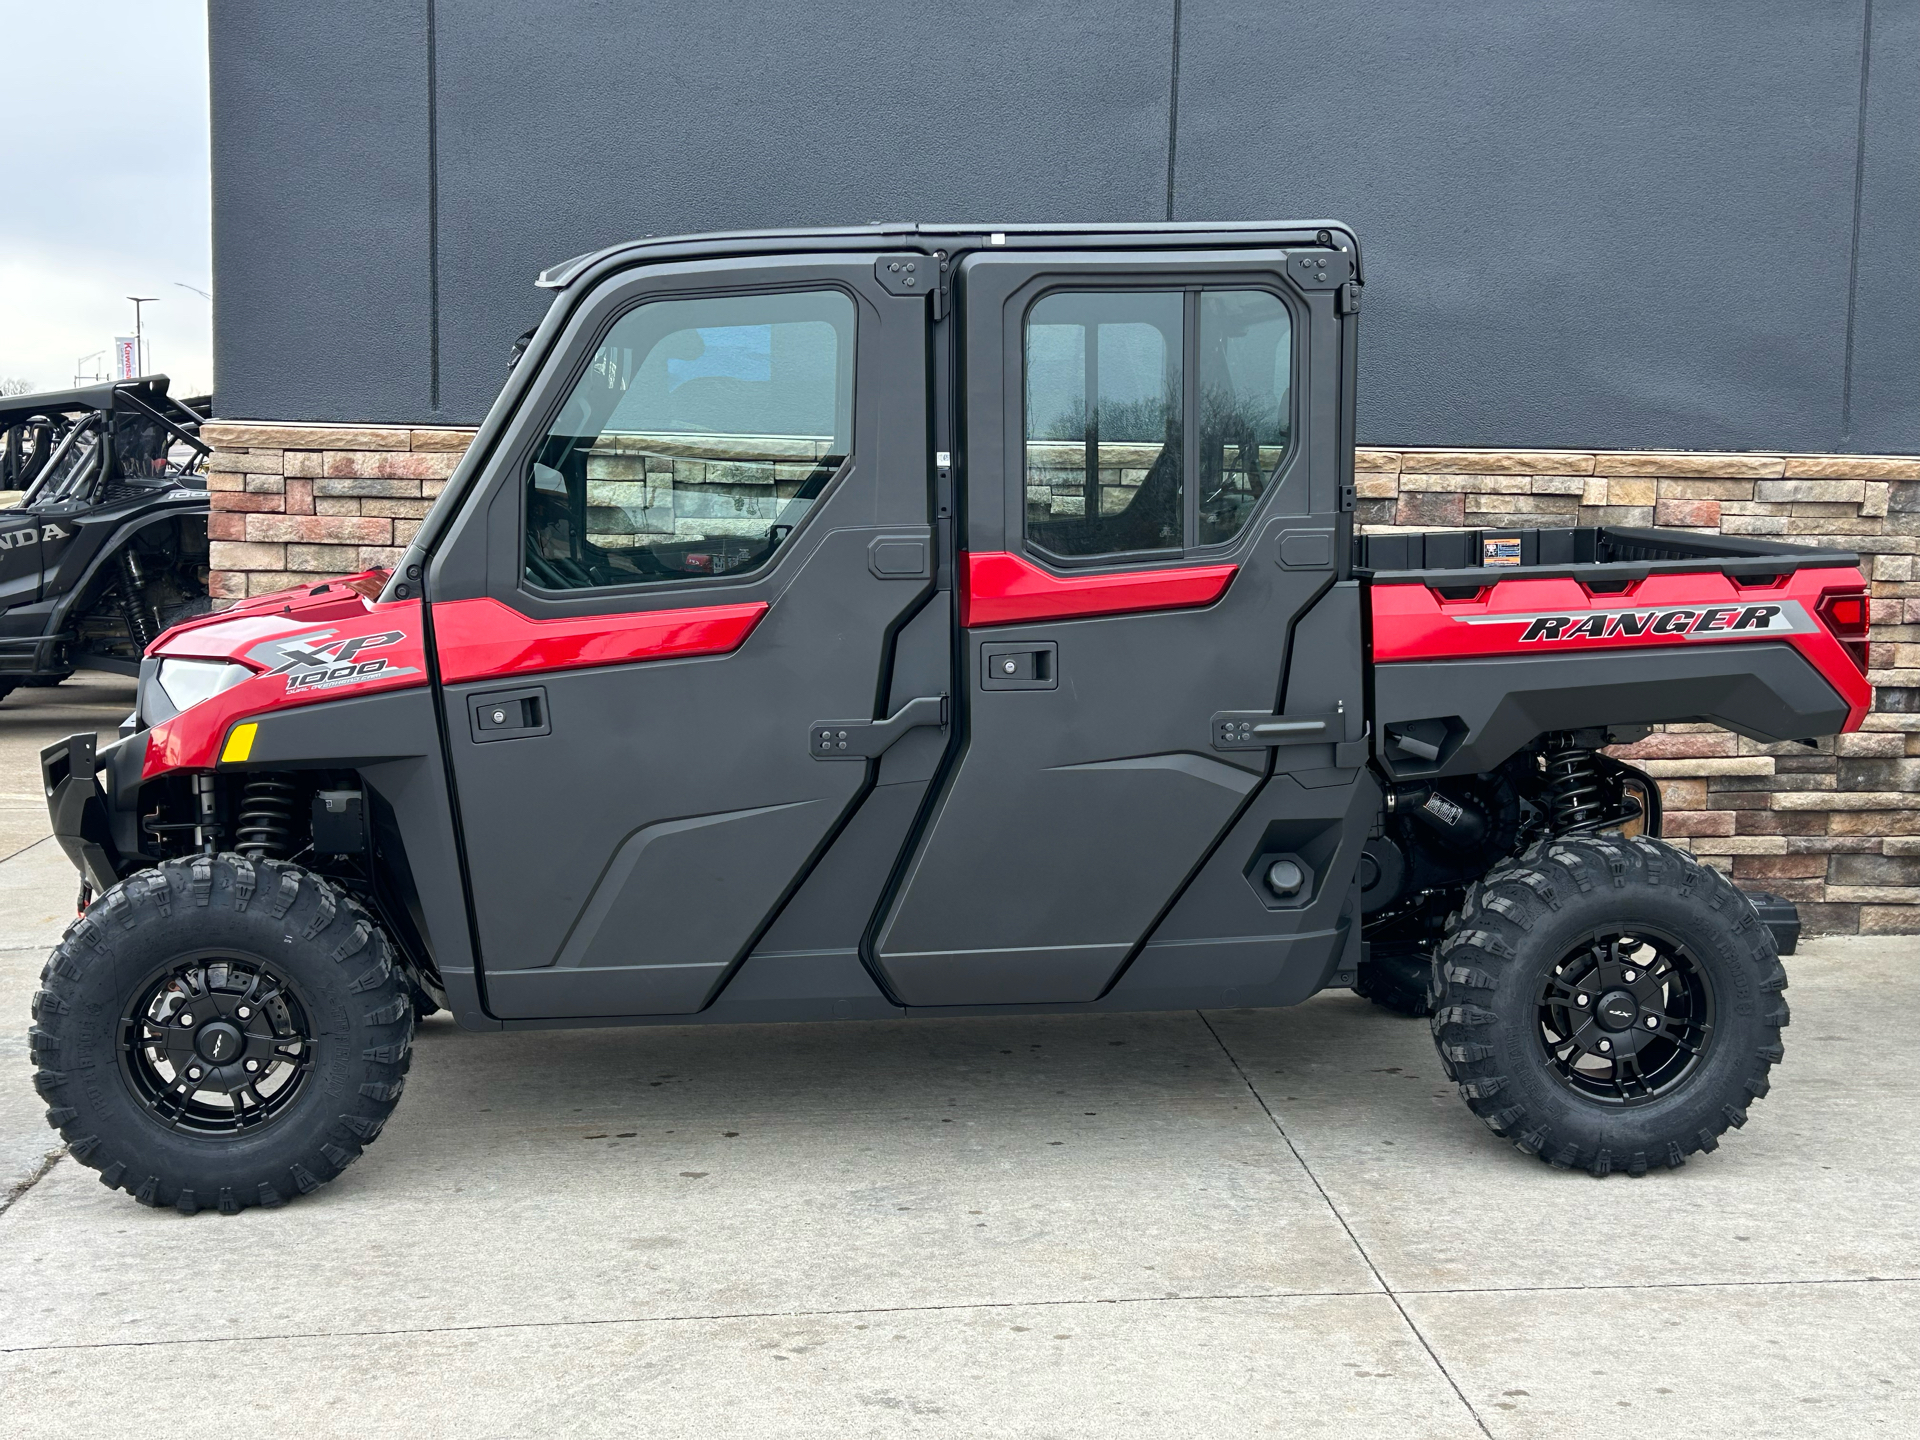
left=29, top=855, right=412, bottom=1213
left=1431, top=834, right=1787, bottom=1176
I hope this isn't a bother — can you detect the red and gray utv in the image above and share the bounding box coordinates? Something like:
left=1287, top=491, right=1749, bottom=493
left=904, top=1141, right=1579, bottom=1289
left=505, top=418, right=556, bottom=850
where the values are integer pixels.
left=33, top=223, right=1872, bottom=1212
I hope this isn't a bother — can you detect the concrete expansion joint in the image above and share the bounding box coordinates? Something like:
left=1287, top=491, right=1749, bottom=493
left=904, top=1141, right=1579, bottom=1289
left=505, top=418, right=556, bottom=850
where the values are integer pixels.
left=0, top=1150, right=64, bottom=1222
left=0, top=834, right=56, bottom=870
left=1196, top=1010, right=1496, bottom=1439
left=0, top=1287, right=1422, bottom=1357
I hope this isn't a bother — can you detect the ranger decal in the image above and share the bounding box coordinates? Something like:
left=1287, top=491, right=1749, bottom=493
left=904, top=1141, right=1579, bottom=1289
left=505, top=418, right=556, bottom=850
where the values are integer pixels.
left=1459, top=600, right=1818, bottom=644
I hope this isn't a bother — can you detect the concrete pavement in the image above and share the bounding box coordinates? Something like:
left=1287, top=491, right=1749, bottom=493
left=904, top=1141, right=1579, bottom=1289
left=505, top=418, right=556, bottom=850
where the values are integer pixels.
left=0, top=673, right=135, bottom=861
left=0, top=676, right=135, bottom=1210
left=0, top=696, right=1914, bottom=1434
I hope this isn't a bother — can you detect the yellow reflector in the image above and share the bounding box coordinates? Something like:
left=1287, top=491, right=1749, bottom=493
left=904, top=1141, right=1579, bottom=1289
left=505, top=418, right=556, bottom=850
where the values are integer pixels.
left=220, top=722, right=258, bottom=764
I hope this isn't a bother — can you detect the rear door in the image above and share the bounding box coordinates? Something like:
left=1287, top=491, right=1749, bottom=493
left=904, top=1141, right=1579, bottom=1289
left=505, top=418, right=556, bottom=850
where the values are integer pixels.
left=430, top=252, right=937, bottom=1019
left=870, top=247, right=1360, bottom=1006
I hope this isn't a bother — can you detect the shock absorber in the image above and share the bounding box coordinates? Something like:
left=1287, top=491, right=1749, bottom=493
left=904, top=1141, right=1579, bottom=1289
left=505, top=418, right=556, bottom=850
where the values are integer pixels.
left=235, top=775, right=301, bottom=859
left=1542, top=739, right=1608, bottom=833
left=117, top=549, right=157, bottom=653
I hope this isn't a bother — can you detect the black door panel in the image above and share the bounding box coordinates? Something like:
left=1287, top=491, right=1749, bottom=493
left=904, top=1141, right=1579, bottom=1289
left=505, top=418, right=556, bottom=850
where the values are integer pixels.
left=485, top=796, right=830, bottom=1018
left=870, top=247, right=1356, bottom=1009
left=448, top=523, right=931, bottom=1018
left=1114, top=767, right=1379, bottom=1009
left=432, top=254, right=937, bottom=1021
left=872, top=517, right=1334, bottom=1006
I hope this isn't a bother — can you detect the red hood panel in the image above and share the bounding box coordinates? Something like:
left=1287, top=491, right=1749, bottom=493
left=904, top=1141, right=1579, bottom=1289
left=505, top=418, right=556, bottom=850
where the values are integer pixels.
left=154, top=570, right=392, bottom=650
left=143, top=594, right=427, bottom=777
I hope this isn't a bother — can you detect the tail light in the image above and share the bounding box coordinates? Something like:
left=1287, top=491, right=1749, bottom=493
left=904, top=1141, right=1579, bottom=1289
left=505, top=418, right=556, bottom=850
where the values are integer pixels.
left=1815, top=587, right=1870, bottom=674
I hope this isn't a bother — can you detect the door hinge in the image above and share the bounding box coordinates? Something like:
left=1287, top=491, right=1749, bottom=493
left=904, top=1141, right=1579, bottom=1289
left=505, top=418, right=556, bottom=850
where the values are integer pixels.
left=810, top=694, right=948, bottom=759
left=875, top=252, right=950, bottom=321
left=1336, top=281, right=1362, bottom=314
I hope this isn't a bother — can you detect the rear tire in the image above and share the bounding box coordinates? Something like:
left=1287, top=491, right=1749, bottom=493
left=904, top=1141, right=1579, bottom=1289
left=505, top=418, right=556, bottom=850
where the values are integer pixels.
left=28, top=855, right=412, bottom=1213
left=1430, top=834, right=1787, bottom=1176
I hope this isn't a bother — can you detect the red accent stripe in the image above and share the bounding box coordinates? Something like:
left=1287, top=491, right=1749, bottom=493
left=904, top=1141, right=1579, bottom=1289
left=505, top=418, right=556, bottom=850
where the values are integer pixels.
left=433, top=596, right=768, bottom=683
left=961, top=551, right=1237, bottom=627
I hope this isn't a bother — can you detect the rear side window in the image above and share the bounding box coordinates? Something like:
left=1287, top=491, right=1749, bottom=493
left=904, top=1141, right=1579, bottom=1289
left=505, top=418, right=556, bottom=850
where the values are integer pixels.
left=1022, top=286, right=1292, bottom=562
left=1197, top=290, right=1291, bottom=546
left=1025, top=291, right=1184, bottom=559
left=526, top=289, right=854, bottom=590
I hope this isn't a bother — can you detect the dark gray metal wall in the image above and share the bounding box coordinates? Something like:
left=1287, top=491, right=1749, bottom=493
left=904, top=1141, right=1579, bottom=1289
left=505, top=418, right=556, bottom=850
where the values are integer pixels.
left=210, top=0, right=1918, bottom=454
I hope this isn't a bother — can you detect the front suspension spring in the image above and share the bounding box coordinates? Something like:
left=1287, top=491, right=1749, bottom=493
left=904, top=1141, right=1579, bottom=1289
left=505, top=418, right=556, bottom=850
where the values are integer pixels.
left=235, top=775, right=300, bottom=859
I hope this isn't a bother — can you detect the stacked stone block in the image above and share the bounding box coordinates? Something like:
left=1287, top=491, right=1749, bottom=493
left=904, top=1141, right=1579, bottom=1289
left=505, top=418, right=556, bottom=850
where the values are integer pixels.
left=199, top=423, right=474, bottom=600
left=204, top=427, right=1920, bottom=930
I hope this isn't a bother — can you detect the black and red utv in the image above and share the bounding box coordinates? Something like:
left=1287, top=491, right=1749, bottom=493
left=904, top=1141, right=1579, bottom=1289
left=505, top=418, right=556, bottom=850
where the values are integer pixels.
left=33, top=224, right=1871, bottom=1211
left=1, top=377, right=211, bottom=699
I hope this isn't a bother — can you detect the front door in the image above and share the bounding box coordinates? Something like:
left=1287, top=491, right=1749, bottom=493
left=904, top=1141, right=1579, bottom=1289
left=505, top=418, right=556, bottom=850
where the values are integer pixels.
left=432, top=254, right=936, bottom=1018
left=870, top=247, right=1360, bottom=1006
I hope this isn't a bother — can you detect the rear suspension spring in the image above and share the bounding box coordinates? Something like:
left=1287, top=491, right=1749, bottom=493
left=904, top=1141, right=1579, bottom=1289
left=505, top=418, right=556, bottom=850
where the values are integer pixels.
left=1543, top=744, right=1608, bottom=833
left=235, top=775, right=300, bottom=859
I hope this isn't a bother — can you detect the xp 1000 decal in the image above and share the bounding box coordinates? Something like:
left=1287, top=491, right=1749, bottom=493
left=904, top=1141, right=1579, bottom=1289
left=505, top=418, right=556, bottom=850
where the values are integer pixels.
left=246, top=627, right=421, bottom=693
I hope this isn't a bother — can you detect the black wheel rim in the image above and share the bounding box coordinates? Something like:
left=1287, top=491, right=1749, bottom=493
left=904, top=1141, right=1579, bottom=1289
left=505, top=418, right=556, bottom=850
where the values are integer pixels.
left=1536, top=927, right=1714, bottom=1105
left=119, top=955, right=315, bottom=1135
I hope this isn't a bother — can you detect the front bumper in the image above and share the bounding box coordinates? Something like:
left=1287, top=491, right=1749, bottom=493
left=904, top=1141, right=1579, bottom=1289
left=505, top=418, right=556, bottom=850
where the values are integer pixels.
left=42, top=730, right=147, bottom=895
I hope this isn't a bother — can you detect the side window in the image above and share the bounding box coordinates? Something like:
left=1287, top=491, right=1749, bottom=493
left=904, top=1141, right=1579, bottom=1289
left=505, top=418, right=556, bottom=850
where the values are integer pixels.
left=1021, top=286, right=1293, bottom=562
left=526, top=289, right=854, bottom=590
left=1197, top=290, right=1291, bottom=546
left=1024, top=291, right=1184, bottom=559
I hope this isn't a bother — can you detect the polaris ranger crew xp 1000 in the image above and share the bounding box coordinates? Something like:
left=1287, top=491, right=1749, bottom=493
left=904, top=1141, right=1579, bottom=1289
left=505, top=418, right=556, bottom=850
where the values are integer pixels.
left=35, top=224, right=1871, bottom=1212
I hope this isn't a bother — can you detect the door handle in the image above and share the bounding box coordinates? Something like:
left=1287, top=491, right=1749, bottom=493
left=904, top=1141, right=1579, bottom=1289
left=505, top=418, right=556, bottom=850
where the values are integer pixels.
left=981, top=641, right=1058, bottom=690
left=1212, top=705, right=1370, bottom=766
left=810, top=695, right=948, bottom=759
left=468, top=685, right=550, bottom=743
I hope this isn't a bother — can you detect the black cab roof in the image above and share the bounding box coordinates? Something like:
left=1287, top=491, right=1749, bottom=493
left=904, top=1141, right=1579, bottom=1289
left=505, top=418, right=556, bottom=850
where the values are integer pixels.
left=537, top=219, right=1362, bottom=292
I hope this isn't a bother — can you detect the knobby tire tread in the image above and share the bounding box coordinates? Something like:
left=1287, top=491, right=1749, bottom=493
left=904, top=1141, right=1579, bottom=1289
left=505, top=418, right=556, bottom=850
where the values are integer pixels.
left=28, top=855, right=413, bottom=1214
left=1429, top=833, right=1787, bottom=1177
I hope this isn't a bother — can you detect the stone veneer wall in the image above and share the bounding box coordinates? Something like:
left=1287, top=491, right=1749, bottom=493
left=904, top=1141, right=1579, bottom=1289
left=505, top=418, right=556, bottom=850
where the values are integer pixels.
left=205, top=425, right=1920, bottom=932
left=199, top=423, right=476, bottom=600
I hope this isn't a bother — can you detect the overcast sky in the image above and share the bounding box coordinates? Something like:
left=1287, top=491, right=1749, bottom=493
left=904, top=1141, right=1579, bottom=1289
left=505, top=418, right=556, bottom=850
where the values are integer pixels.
left=0, top=0, right=211, bottom=397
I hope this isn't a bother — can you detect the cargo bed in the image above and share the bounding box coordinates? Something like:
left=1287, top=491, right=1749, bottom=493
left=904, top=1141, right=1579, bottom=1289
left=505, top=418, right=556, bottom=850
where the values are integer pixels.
left=1357, top=526, right=1873, bottom=780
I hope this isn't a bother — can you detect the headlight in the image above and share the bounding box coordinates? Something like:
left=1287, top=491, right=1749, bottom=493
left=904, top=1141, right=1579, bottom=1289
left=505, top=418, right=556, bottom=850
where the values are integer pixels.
left=143, top=658, right=252, bottom=726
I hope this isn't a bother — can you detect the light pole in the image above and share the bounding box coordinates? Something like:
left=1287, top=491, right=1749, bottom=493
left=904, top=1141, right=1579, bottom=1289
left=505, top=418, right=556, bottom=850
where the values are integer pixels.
left=127, top=296, right=158, bottom=376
